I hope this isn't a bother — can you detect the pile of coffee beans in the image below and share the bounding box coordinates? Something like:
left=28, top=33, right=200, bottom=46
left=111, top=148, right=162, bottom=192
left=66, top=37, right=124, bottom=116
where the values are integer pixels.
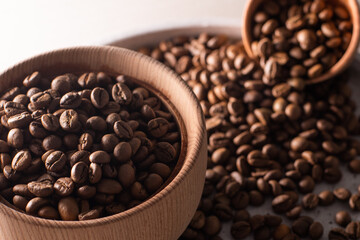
left=250, top=0, right=352, bottom=82
left=0, top=72, right=181, bottom=220
left=138, top=30, right=360, bottom=239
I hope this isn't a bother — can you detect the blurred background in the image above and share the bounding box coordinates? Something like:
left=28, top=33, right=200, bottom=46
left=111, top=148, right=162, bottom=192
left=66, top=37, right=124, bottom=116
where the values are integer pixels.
left=0, top=0, right=246, bottom=72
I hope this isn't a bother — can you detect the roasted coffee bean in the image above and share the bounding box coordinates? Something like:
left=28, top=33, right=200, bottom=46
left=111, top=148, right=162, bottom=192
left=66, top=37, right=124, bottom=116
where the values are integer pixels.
left=58, top=196, right=79, bottom=221
left=334, top=188, right=351, bottom=201
left=60, top=92, right=82, bottom=109
left=309, top=222, right=324, bottom=240
left=349, top=194, right=360, bottom=210
left=335, top=211, right=351, bottom=227
left=117, top=163, right=135, bottom=188
left=69, top=150, right=90, bottom=167
left=114, top=120, right=133, bottom=139
left=89, top=87, right=109, bottom=109
left=41, top=114, right=60, bottom=131
left=45, top=151, right=67, bottom=172
left=27, top=181, right=53, bottom=197
left=7, top=128, right=23, bottom=149
left=77, top=185, right=96, bottom=199
left=25, top=197, right=49, bottom=215
left=12, top=150, right=32, bottom=171
left=96, top=179, right=122, bottom=195
left=272, top=194, right=293, bottom=213
left=318, top=190, right=334, bottom=206
left=154, top=142, right=176, bottom=163
left=328, top=228, right=349, bottom=240
left=302, top=193, right=319, bottom=210
left=38, top=206, right=60, bottom=220
left=71, top=162, right=88, bottom=184
left=23, top=72, right=41, bottom=88
left=148, top=117, right=169, bottom=138
left=54, top=177, right=74, bottom=197
left=78, top=208, right=102, bottom=221
left=89, top=151, right=110, bottom=164
left=8, top=112, right=32, bottom=128
left=113, top=142, right=132, bottom=163
left=231, top=221, right=251, bottom=239
left=292, top=216, right=313, bottom=237
left=29, top=121, right=48, bottom=139
left=13, top=195, right=28, bottom=210
left=203, top=215, right=221, bottom=236
left=112, top=83, right=132, bottom=105
left=59, top=109, right=80, bottom=131
left=345, top=221, right=360, bottom=239
left=144, top=173, right=163, bottom=194
left=86, top=116, right=107, bottom=132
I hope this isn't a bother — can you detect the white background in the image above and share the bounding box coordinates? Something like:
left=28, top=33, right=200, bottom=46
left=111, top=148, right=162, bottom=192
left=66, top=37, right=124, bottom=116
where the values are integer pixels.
left=0, top=0, right=246, bottom=72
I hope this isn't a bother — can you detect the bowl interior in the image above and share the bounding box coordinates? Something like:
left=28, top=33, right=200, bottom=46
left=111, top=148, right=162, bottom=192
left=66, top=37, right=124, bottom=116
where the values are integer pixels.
left=241, top=0, right=360, bottom=85
left=0, top=46, right=205, bottom=228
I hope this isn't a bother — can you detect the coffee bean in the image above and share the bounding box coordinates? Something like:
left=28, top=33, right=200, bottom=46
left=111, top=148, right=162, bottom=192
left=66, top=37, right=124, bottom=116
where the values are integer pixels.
left=69, top=150, right=90, bottom=167
left=89, top=151, right=110, bottom=164
left=272, top=194, right=293, bottom=213
left=7, top=128, right=23, bottom=149
left=59, top=109, right=80, bottom=132
left=318, top=190, right=334, bottom=206
left=113, top=142, right=132, bottom=163
left=54, top=177, right=74, bottom=197
left=90, top=87, right=109, bottom=109
left=45, top=151, right=67, bottom=172
left=112, top=83, right=132, bottom=105
left=96, top=179, right=122, bottom=195
left=309, top=222, right=324, bottom=240
left=12, top=150, right=32, bottom=171
left=58, top=197, right=79, bottom=221
left=231, top=221, right=251, bottom=239
left=40, top=114, right=60, bottom=132
left=349, top=194, right=360, bottom=210
left=334, top=188, right=351, bottom=201
left=13, top=195, right=28, bottom=210
left=38, top=206, right=60, bottom=220
left=328, top=228, right=349, bottom=240
left=27, top=181, right=53, bottom=197
left=144, top=173, right=163, bottom=194
left=25, top=197, right=49, bottom=215
left=78, top=208, right=102, bottom=221
left=60, top=92, right=82, bottom=109
left=148, top=117, right=169, bottom=138
left=8, top=112, right=32, bottom=128
left=114, top=120, right=133, bottom=139
left=117, top=163, right=135, bottom=188
left=292, top=216, right=313, bottom=237
left=30, top=92, right=51, bottom=109
left=71, top=162, right=88, bottom=184
left=302, top=193, right=319, bottom=210
left=154, top=142, right=176, bottom=163
left=23, top=72, right=41, bottom=88
left=335, top=211, right=351, bottom=227
left=345, top=221, right=360, bottom=239
left=77, top=185, right=96, bottom=199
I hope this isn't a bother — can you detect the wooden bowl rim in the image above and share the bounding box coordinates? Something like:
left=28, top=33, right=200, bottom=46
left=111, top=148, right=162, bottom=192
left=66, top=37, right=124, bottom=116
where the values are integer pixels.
left=241, top=0, right=360, bottom=85
left=0, top=46, right=206, bottom=227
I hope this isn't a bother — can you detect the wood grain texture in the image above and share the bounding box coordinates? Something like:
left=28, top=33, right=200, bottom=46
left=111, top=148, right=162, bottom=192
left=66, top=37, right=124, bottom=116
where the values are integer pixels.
left=0, top=46, right=207, bottom=240
left=241, top=0, right=360, bottom=85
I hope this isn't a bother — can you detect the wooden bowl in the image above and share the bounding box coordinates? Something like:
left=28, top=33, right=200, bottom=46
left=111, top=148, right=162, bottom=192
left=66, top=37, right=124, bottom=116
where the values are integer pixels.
left=0, top=46, right=207, bottom=240
left=242, top=0, right=360, bottom=84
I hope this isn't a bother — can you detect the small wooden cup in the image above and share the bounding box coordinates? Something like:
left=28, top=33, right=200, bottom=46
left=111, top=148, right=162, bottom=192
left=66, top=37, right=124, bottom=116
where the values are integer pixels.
left=242, top=0, right=360, bottom=84
left=0, top=46, right=207, bottom=240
